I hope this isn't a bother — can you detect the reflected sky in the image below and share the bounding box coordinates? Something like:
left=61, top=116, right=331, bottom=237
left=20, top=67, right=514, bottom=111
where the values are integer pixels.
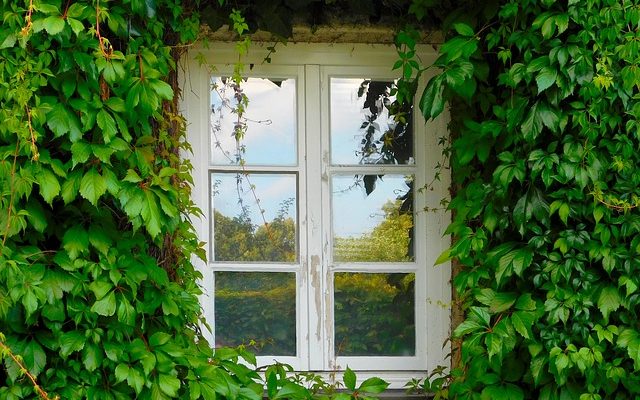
left=332, top=175, right=412, bottom=238
left=212, top=173, right=297, bottom=227
left=210, top=77, right=297, bottom=165
left=330, top=78, right=412, bottom=165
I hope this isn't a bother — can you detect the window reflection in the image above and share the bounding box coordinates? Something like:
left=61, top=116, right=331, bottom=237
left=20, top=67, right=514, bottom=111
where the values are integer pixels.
left=330, top=78, right=413, bottom=165
left=215, top=272, right=296, bottom=356
left=334, top=272, right=415, bottom=356
left=210, top=77, right=297, bottom=166
left=212, top=173, right=297, bottom=262
left=332, top=175, right=414, bottom=262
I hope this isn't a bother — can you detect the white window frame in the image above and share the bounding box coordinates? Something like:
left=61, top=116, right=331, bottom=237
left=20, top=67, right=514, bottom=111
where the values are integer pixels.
left=181, top=42, right=451, bottom=387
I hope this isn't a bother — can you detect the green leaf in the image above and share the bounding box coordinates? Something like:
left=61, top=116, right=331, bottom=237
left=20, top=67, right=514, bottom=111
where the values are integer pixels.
left=274, top=382, right=310, bottom=399
left=358, top=377, right=389, bottom=394
left=83, top=344, right=103, bottom=372
left=46, top=102, right=82, bottom=142
left=42, top=15, right=66, bottom=35
left=67, top=18, right=84, bottom=35
left=62, top=225, right=89, bottom=260
left=597, top=286, right=622, bottom=320
left=117, top=298, right=137, bottom=326
left=158, top=374, right=180, bottom=397
left=80, top=167, right=107, bottom=206
left=115, top=364, right=130, bottom=383
left=490, top=292, right=517, bottom=313
left=343, top=366, right=356, bottom=390
left=128, top=368, right=145, bottom=394
left=22, top=340, right=46, bottom=377
left=91, top=290, right=116, bottom=316
left=71, top=141, right=92, bottom=168
left=60, top=331, right=85, bottom=358
left=618, top=329, right=640, bottom=369
left=25, top=199, right=47, bottom=233
left=536, top=67, right=557, bottom=93
left=141, top=189, right=162, bottom=238
left=0, top=33, right=16, bottom=49
left=88, top=225, right=112, bottom=256
left=89, top=281, right=112, bottom=299
left=96, top=109, right=118, bottom=143
left=521, top=102, right=542, bottom=141
left=149, top=79, right=174, bottom=100
left=36, top=167, right=60, bottom=205
left=511, top=311, right=536, bottom=339
left=420, top=75, right=445, bottom=120
left=149, top=332, right=172, bottom=347
left=452, top=23, right=475, bottom=37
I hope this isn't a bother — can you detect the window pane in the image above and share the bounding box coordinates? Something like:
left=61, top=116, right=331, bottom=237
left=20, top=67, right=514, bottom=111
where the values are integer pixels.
left=332, top=175, right=414, bottom=262
left=334, top=272, right=415, bottom=356
left=212, top=173, right=297, bottom=262
left=330, top=78, right=413, bottom=165
left=211, top=77, right=297, bottom=165
left=215, top=272, right=296, bottom=356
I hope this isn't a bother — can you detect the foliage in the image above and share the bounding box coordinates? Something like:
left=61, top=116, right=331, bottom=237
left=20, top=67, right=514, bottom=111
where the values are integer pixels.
left=0, top=0, right=234, bottom=397
left=413, top=0, right=640, bottom=398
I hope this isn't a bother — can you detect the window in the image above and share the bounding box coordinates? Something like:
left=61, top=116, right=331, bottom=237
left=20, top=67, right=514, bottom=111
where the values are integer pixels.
left=183, top=42, right=450, bottom=386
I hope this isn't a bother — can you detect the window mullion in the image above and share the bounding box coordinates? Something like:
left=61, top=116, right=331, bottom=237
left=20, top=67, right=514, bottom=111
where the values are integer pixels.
left=304, top=64, right=326, bottom=371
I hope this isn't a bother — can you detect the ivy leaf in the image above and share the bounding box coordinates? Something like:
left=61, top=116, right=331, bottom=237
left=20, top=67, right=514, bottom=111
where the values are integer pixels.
left=88, top=225, right=112, bottom=256
left=158, top=374, right=181, bottom=397
left=117, top=298, right=137, bottom=326
left=91, top=290, right=116, bottom=316
left=618, top=329, right=640, bottom=370
left=96, top=109, right=118, bottom=143
left=22, top=340, right=46, bottom=377
left=148, top=79, right=174, bottom=100
left=358, top=377, right=389, bottom=394
left=46, top=103, right=82, bottom=142
left=420, top=75, right=445, bottom=120
left=80, top=167, right=107, bottom=206
left=141, top=189, right=162, bottom=238
left=481, top=383, right=524, bottom=400
left=25, top=199, right=47, bottom=233
left=536, top=67, right=557, bottom=93
left=521, top=102, right=542, bottom=141
left=453, top=23, right=475, bottom=37
left=43, top=15, right=66, bottom=35
left=0, top=32, right=16, bottom=49
left=511, top=311, right=536, bottom=339
left=343, top=366, right=356, bottom=391
left=71, top=141, right=92, bottom=168
left=61, top=169, right=82, bottom=204
left=115, top=364, right=130, bottom=383
left=62, top=225, right=89, bottom=260
left=597, top=286, right=622, bottom=321
left=83, top=344, right=103, bottom=372
left=128, top=368, right=145, bottom=394
left=36, top=167, right=60, bottom=205
left=59, top=331, right=85, bottom=358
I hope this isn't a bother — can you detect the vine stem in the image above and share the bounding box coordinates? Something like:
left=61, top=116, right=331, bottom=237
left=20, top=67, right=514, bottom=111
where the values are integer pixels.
left=0, top=339, right=58, bottom=400
left=26, top=106, right=39, bottom=161
left=21, top=0, right=34, bottom=35
left=95, top=0, right=111, bottom=58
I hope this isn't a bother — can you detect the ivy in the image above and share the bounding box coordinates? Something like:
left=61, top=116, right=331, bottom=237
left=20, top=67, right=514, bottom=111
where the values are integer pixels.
left=413, top=0, right=640, bottom=398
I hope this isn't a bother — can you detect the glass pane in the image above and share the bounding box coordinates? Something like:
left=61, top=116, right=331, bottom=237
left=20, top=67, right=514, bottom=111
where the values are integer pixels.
left=215, top=272, right=296, bottom=356
left=330, top=78, right=413, bottom=165
left=212, top=173, right=297, bottom=262
left=332, top=175, right=414, bottom=262
left=210, top=77, right=297, bottom=165
left=334, top=272, right=415, bottom=356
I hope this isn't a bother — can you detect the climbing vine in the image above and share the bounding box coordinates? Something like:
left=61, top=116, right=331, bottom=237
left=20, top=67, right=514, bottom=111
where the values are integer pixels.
left=415, top=0, right=640, bottom=398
